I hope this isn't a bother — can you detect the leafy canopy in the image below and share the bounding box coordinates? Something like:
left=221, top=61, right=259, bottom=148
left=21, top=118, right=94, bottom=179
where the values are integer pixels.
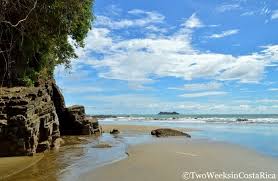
left=0, top=0, right=94, bottom=86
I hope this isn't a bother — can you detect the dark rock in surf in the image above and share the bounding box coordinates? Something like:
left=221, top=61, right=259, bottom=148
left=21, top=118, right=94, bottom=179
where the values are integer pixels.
left=92, top=143, right=112, bottom=148
left=110, top=129, right=120, bottom=134
left=151, top=128, right=191, bottom=138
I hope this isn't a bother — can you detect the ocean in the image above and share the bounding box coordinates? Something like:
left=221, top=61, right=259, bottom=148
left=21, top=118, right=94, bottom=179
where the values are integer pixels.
left=100, top=114, right=278, bottom=158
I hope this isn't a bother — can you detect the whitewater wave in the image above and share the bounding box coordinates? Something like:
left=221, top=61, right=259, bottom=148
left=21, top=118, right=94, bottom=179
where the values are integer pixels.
left=100, top=116, right=278, bottom=124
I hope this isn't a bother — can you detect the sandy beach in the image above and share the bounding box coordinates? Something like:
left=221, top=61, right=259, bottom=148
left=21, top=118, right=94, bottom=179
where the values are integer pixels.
left=81, top=138, right=278, bottom=181
left=1, top=124, right=277, bottom=181
left=102, top=124, right=195, bottom=133
left=0, top=155, right=43, bottom=180
left=84, top=124, right=278, bottom=181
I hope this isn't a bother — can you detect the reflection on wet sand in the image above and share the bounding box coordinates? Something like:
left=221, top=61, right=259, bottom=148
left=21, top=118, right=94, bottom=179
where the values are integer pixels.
left=5, top=136, right=96, bottom=181
left=3, top=133, right=136, bottom=181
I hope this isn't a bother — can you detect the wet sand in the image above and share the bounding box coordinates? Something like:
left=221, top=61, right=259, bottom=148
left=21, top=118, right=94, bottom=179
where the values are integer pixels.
left=81, top=138, right=278, bottom=181
left=102, top=124, right=195, bottom=133
left=1, top=136, right=96, bottom=181
left=1, top=125, right=277, bottom=181
left=0, top=155, right=43, bottom=180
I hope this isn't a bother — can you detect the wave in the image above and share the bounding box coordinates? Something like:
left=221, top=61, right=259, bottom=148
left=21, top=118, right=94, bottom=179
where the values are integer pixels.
left=100, top=116, right=278, bottom=124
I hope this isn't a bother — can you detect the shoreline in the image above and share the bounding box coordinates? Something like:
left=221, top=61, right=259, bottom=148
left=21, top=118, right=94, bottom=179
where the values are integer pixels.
left=81, top=136, right=278, bottom=181
left=101, top=124, right=196, bottom=134
left=1, top=124, right=277, bottom=181
left=83, top=124, right=278, bottom=181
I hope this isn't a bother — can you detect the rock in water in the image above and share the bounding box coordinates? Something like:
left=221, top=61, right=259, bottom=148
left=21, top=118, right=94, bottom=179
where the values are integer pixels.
left=110, top=129, right=120, bottom=134
left=92, top=143, right=112, bottom=148
left=151, top=128, right=191, bottom=138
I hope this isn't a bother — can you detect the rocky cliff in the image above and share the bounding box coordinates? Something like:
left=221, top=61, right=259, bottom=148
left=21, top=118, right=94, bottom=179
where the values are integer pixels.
left=0, top=81, right=100, bottom=156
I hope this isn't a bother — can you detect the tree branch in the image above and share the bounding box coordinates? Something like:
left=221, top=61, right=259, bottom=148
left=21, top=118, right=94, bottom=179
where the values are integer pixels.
left=1, top=0, right=37, bottom=27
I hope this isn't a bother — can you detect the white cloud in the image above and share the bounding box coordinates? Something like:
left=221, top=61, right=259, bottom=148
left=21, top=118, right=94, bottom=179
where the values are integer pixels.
left=256, top=99, right=278, bottom=103
left=239, top=104, right=251, bottom=109
left=169, top=82, right=222, bottom=91
left=217, top=4, right=240, bottom=13
left=79, top=28, right=113, bottom=55
left=271, top=10, right=278, bottom=20
left=68, top=9, right=278, bottom=88
left=145, top=25, right=168, bottom=33
left=62, top=87, right=103, bottom=94
left=104, top=5, right=122, bottom=16
left=268, top=88, right=278, bottom=91
left=95, top=10, right=165, bottom=29
left=241, top=11, right=255, bottom=16
left=208, top=29, right=239, bottom=39
left=182, top=13, right=203, bottom=29
left=127, top=9, right=148, bottom=15
left=82, top=94, right=278, bottom=114
left=180, top=91, right=227, bottom=98
left=261, top=6, right=271, bottom=16
left=55, top=7, right=278, bottom=114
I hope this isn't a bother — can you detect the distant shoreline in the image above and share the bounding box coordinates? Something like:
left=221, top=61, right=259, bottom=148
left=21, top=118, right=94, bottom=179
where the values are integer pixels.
left=158, top=112, right=179, bottom=115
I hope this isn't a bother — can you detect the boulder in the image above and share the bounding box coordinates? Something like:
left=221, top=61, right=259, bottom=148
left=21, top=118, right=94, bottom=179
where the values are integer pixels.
left=52, top=138, right=64, bottom=150
left=92, top=143, right=112, bottom=148
left=151, top=128, right=191, bottom=138
left=110, top=129, right=120, bottom=134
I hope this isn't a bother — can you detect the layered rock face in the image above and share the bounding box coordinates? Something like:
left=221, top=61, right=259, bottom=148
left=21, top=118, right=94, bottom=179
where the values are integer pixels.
left=61, top=105, right=101, bottom=135
left=0, top=81, right=101, bottom=156
left=0, top=83, right=60, bottom=156
left=51, top=84, right=100, bottom=135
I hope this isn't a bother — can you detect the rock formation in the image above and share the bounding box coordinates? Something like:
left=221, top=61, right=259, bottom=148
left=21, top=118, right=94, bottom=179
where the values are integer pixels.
left=0, top=80, right=101, bottom=156
left=0, top=82, right=60, bottom=156
left=51, top=84, right=100, bottom=135
left=151, top=128, right=191, bottom=138
left=61, top=105, right=101, bottom=135
left=110, top=129, right=120, bottom=134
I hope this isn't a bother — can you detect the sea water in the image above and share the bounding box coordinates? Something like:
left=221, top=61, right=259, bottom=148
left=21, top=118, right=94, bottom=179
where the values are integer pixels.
left=58, top=133, right=153, bottom=181
left=100, top=114, right=278, bottom=158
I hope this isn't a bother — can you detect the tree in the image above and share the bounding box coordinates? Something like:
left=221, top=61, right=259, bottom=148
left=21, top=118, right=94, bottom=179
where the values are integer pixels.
left=0, top=0, right=94, bottom=86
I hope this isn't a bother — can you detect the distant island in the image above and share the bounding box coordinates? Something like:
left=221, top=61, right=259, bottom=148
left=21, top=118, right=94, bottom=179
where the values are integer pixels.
left=158, top=112, right=179, bottom=115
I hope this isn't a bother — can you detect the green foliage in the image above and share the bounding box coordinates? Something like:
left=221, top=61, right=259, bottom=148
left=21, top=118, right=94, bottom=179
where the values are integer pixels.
left=19, top=68, right=41, bottom=87
left=0, top=0, right=94, bottom=86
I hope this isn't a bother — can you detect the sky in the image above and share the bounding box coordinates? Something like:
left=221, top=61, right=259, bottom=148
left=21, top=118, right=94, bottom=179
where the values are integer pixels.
left=55, top=0, right=278, bottom=115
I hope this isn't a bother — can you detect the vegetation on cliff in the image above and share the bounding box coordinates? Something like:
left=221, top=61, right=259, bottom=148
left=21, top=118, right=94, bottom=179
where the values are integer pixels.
left=0, top=0, right=94, bottom=86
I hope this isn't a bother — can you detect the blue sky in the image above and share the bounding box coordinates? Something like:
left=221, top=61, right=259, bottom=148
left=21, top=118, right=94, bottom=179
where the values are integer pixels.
left=55, top=0, right=278, bottom=114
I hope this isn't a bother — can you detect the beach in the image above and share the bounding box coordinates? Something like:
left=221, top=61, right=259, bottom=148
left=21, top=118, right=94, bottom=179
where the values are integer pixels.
left=1, top=0, right=278, bottom=180
left=1, top=123, right=277, bottom=181
left=102, top=124, right=195, bottom=133
left=82, top=124, right=278, bottom=181
left=82, top=139, right=278, bottom=181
